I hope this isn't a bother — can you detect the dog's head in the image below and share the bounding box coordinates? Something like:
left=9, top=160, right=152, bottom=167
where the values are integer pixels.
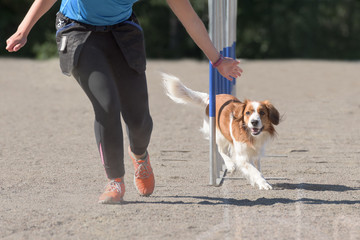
left=238, top=100, right=280, bottom=137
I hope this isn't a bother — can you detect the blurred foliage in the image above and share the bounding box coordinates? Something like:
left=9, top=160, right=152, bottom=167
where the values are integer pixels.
left=0, top=0, right=359, bottom=59
left=133, top=0, right=208, bottom=59
left=237, top=0, right=360, bottom=59
left=0, top=0, right=61, bottom=59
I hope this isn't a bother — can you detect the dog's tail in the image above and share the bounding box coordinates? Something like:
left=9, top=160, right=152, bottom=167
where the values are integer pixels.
left=162, top=73, right=209, bottom=108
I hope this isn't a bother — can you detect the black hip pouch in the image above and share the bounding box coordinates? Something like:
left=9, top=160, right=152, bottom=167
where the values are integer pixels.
left=55, top=12, right=146, bottom=76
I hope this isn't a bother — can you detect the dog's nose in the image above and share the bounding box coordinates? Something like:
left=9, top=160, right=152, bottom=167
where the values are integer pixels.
left=251, top=120, right=259, bottom=126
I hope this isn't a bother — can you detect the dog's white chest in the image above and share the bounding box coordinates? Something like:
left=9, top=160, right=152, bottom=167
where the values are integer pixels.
left=233, top=132, right=270, bottom=158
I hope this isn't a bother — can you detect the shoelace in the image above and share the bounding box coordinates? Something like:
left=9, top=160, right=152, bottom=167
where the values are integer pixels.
left=134, top=158, right=153, bottom=179
left=104, top=180, right=124, bottom=193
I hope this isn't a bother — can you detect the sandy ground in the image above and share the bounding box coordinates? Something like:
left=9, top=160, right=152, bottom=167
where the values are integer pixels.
left=0, top=58, right=359, bottom=240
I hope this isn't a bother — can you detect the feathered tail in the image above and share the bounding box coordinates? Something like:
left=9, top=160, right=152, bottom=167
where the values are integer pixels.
left=162, top=73, right=209, bottom=108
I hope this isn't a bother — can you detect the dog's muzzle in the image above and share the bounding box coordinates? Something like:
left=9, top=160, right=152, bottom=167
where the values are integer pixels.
left=251, top=127, right=264, bottom=136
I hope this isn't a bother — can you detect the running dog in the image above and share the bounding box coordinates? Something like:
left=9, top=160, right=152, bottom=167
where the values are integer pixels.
left=162, top=73, right=280, bottom=190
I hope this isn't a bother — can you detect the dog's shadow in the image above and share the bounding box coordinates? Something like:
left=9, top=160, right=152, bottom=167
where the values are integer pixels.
left=272, top=182, right=359, bottom=192
left=122, top=183, right=360, bottom=206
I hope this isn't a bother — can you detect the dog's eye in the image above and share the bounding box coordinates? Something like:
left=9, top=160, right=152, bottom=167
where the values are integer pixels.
left=260, top=111, right=265, bottom=115
left=245, top=111, right=251, bottom=115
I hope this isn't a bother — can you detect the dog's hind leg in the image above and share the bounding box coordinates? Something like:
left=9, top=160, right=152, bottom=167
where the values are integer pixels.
left=200, top=119, right=210, bottom=139
left=218, top=147, right=236, bottom=173
left=216, top=131, right=236, bottom=173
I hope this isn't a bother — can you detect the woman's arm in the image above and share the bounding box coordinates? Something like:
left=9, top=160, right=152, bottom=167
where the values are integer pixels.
left=166, top=0, right=242, bottom=80
left=6, top=0, right=57, bottom=52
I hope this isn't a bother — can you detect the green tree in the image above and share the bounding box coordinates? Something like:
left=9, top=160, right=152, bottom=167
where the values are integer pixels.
left=1, top=0, right=359, bottom=60
left=0, top=0, right=60, bottom=59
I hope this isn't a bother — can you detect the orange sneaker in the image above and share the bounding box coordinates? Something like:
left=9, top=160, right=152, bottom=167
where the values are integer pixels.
left=129, top=147, right=155, bottom=196
left=98, top=178, right=125, bottom=204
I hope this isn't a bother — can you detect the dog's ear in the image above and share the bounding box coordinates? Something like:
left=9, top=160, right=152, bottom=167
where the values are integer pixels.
left=263, top=100, right=280, bottom=125
left=232, top=100, right=247, bottom=120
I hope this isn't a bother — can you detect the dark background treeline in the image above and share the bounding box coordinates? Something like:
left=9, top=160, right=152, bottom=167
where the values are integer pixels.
left=0, top=0, right=359, bottom=60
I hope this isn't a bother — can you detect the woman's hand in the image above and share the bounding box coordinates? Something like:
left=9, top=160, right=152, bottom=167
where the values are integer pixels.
left=6, top=31, right=28, bottom=52
left=5, top=0, right=57, bottom=52
left=216, top=57, right=243, bottom=81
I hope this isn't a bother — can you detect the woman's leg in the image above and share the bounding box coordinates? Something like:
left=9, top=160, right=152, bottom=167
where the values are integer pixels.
left=113, top=68, right=153, bottom=157
left=72, top=32, right=125, bottom=179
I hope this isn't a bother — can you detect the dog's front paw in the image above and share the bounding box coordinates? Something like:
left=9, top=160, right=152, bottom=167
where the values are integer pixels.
left=257, top=179, right=272, bottom=190
left=225, top=162, right=236, bottom=174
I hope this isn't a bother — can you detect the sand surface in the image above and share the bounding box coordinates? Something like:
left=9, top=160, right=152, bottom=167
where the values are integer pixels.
left=0, top=58, right=359, bottom=239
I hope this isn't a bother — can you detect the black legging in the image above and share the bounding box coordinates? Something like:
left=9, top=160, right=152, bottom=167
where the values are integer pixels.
left=72, top=31, right=153, bottom=179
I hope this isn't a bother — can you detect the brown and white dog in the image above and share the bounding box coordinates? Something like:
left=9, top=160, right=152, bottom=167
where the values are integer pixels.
left=162, top=73, right=280, bottom=190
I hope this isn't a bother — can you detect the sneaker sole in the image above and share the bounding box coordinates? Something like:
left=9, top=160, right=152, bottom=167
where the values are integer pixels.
left=98, top=197, right=124, bottom=204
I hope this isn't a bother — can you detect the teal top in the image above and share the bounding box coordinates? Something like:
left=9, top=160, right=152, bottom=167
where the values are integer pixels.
left=60, top=0, right=138, bottom=26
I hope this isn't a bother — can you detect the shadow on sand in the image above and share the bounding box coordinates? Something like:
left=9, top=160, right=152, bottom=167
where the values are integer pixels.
left=120, top=183, right=360, bottom=206
left=272, top=182, right=360, bottom=192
